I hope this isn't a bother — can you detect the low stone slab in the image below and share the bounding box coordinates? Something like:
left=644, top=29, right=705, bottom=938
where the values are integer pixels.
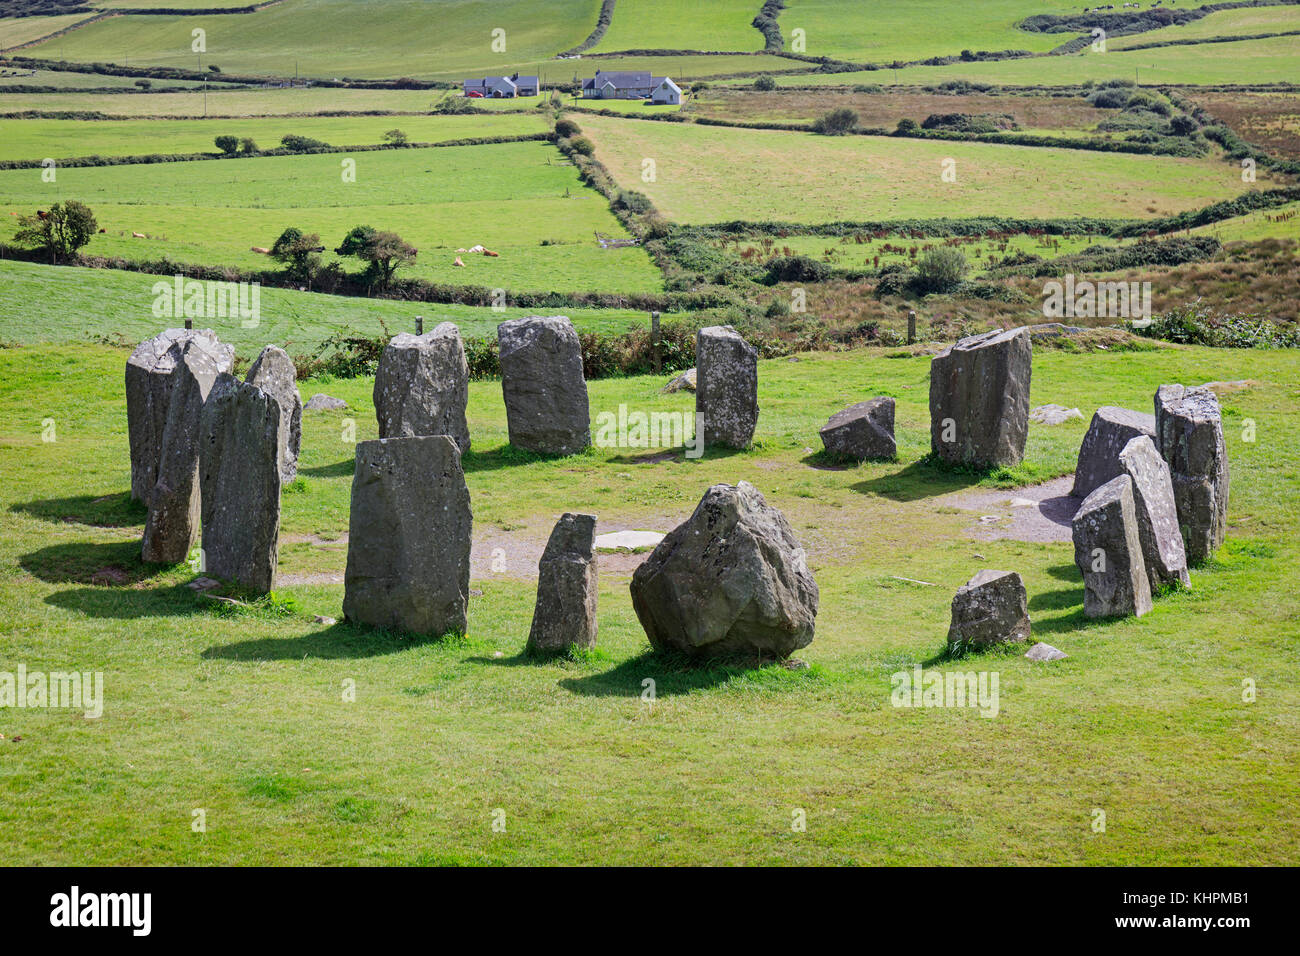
left=198, top=375, right=282, bottom=594
left=947, top=569, right=1032, bottom=649
left=820, top=397, right=896, bottom=461
left=527, top=513, right=598, bottom=655
left=1025, top=642, right=1067, bottom=661
left=374, top=324, right=470, bottom=453
left=304, top=393, right=348, bottom=412
left=594, top=530, right=664, bottom=552
left=929, top=327, right=1032, bottom=467
left=498, top=316, right=590, bottom=456
left=126, top=328, right=233, bottom=502
left=696, top=326, right=759, bottom=451
left=1071, top=405, right=1156, bottom=499
left=1072, top=474, right=1152, bottom=619
left=1030, top=404, right=1083, bottom=425
left=245, top=344, right=302, bottom=483
left=661, top=368, right=696, bottom=393
left=1155, top=384, right=1229, bottom=565
left=343, top=436, right=472, bottom=636
left=630, top=481, right=817, bottom=661
left=1119, top=434, right=1190, bottom=591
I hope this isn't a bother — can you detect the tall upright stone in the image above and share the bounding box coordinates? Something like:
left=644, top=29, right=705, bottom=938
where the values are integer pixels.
left=1072, top=475, right=1152, bottom=619
left=245, top=344, right=303, bottom=482
left=696, top=325, right=759, bottom=450
left=929, top=326, right=1032, bottom=467
left=1155, top=384, right=1229, bottom=565
left=1071, top=405, right=1157, bottom=499
left=373, top=324, right=470, bottom=453
left=126, top=328, right=233, bottom=501
left=630, top=481, right=818, bottom=661
left=498, top=316, right=590, bottom=455
left=141, top=337, right=226, bottom=564
left=198, top=375, right=282, bottom=594
left=343, top=436, right=472, bottom=636
left=526, top=513, right=598, bottom=655
left=1118, top=434, right=1190, bottom=592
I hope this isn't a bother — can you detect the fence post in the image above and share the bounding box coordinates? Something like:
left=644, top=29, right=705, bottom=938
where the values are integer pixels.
left=415, top=315, right=423, bottom=335
left=907, top=310, right=917, bottom=345
left=651, top=311, right=661, bottom=374
left=184, top=318, right=193, bottom=331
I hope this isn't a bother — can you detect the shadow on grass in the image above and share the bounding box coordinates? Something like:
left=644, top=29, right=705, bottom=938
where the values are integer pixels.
left=1044, top=563, right=1082, bottom=582
left=851, top=458, right=978, bottom=502
left=21, top=539, right=168, bottom=586
left=11, top=491, right=144, bottom=528
left=299, top=458, right=354, bottom=479
left=45, top=583, right=208, bottom=618
left=1028, top=586, right=1082, bottom=612
left=201, top=620, right=455, bottom=661
left=553, top=650, right=776, bottom=698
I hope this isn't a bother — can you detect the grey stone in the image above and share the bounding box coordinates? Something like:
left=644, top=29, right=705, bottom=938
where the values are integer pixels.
left=1118, top=435, right=1190, bottom=591
left=198, top=375, right=282, bottom=594
left=696, top=325, right=759, bottom=450
left=1071, top=406, right=1156, bottom=499
left=498, top=316, right=590, bottom=455
left=1072, top=475, right=1152, bottom=618
left=304, top=393, right=348, bottom=412
left=946, top=569, right=1032, bottom=649
left=526, top=513, right=598, bottom=655
left=1025, top=642, right=1067, bottom=661
left=929, top=327, right=1032, bottom=467
left=630, top=481, right=818, bottom=661
left=343, top=436, right=472, bottom=636
left=661, top=367, right=696, bottom=393
left=126, top=328, right=233, bottom=501
left=1030, top=403, right=1083, bottom=425
left=245, top=345, right=302, bottom=482
left=1155, top=384, right=1229, bottom=565
left=820, top=397, right=896, bottom=461
left=140, top=338, right=225, bottom=564
left=374, top=324, right=470, bottom=453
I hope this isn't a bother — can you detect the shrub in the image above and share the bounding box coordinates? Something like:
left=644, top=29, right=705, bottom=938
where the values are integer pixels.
left=754, top=75, right=776, bottom=91
left=613, top=189, right=653, bottom=215
left=1087, top=87, right=1130, bottom=109
left=812, top=107, right=858, bottom=136
left=281, top=134, right=330, bottom=151
left=239, top=137, right=258, bottom=154
left=214, top=135, right=239, bottom=155
left=567, top=136, right=596, bottom=157
left=382, top=129, right=408, bottom=146
left=12, top=199, right=97, bottom=264
left=912, top=246, right=968, bottom=294
left=335, top=225, right=417, bottom=289
left=270, top=227, right=323, bottom=281
left=895, top=118, right=919, bottom=134
left=554, top=117, right=582, bottom=138
left=763, top=255, right=832, bottom=285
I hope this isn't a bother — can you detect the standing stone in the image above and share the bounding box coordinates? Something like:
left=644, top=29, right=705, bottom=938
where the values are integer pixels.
left=526, top=513, right=598, bottom=655
left=126, top=328, right=233, bottom=501
left=630, top=481, right=818, bottom=661
left=1070, top=406, right=1156, bottom=499
left=1154, top=384, right=1229, bottom=565
left=141, top=338, right=225, bottom=564
left=1072, top=475, right=1152, bottom=618
left=820, top=397, right=896, bottom=461
left=946, top=569, right=1032, bottom=649
left=198, top=375, right=282, bottom=594
left=373, top=324, right=470, bottom=453
left=498, top=316, right=590, bottom=455
left=343, top=436, right=472, bottom=636
left=246, top=344, right=303, bottom=482
left=929, top=326, right=1032, bottom=467
left=696, top=325, right=759, bottom=450
left=1118, top=435, right=1190, bottom=591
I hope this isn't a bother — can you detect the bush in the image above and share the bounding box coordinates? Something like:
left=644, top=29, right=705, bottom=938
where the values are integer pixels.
left=12, top=199, right=97, bottom=264
left=763, top=255, right=832, bottom=285
left=1087, top=87, right=1130, bottom=109
left=382, top=129, right=408, bottom=146
left=613, top=189, right=653, bottom=215
left=912, top=246, right=968, bottom=294
left=567, top=136, right=596, bottom=157
left=281, top=134, right=330, bottom=151
left=239, top=137, right=258, bottom=154
left=554, top=117, right=582, bottom=138
left=812, top=107, right=858, bottom=136
left=895, top=118, right=919, bottom=134
left=1133, top=304, right=1300, bottom=349
left=214, top=135, right=239, bottom=155
left=1170, top=114, right=1199, bottom=136
left=754, top=75, right=776, bottom=91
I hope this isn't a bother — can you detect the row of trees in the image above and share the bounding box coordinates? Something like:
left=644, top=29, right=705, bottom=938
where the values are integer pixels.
left=213, top=129, right=407, bottom=156
left=272, top=224, right=417, bottom=289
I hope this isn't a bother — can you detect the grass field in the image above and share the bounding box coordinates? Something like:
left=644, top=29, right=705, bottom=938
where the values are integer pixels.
left=0, top=15, right=95, bottom=51
left=0, top=141, right=664, bottom=294
left=590, top=0, right=764, bottom=53
left=0, top=113, right=548, bottom=161
left=576, top=113, right=1273, bottom=224
left=0, top=88, right=473, bottom=117
left=0, top=67, right=218, bottom=90
left=1107, top=4, right=1300, bottom=49
left=0, top=337, right=1296, bottom=864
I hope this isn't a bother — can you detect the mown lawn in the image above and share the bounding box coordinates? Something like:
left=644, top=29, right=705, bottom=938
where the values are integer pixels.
left=0, top=335, right=1296, bottom=865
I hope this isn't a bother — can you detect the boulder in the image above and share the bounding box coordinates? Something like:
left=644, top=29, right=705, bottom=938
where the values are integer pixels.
left=1070, top=405, right=1156, bottom=499
left=140, top=337, right=226, bottom=564
left=819, top=397, right=896, bottom=461
left=126, top=328, right=233, bottom=501
left=1072, top=475, right=1152, bottom=618
left=946, top=569, right=1032, bottom=649
left=526, top=513, right=598, bottom=655
left=198, top=375, right=282, bottom=594
left=630, top=481, right=818, bottom=661
left=696, top=325, right=759, bottom=450
left=661, top=368, right=696, bottom=393
left=1030, top=404, right=1083, bottom=425
left=343, top=436, right=472, bottom=636
left=373, top=324, right=470, bottom=453
left=929, top=327, right=1032, bottom=467
left=1154, top=384, right=1229, bottom=564
left=498, top=316, right=590, bottom=455
left=245, top=344, right=302, bottom=482
left=1025, top=642, right=1067, bottom=661
left=1118, top=434, right=1190, bottom=591
left=304, top=393, right=348, bottom=412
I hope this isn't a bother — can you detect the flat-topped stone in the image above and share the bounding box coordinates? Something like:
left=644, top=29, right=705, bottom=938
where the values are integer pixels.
left=929, top=326, right=1032, bottom=467
left=947, top=569, right=1032, bottom=649
left=498, top=316, right=590, bottom=456
left=1155, top=384, right=1229, bottom=565
left=696, top=325, right=759, bottom=451
left=1071, top=405, right=1157, bottom=499
left=820, top=397, right=896, bottom=461
left=245, top=344, right=302, bottom=483
left=374, top=323, right=471, bottom=453
left=1072, top=474, right=1152, bottom=619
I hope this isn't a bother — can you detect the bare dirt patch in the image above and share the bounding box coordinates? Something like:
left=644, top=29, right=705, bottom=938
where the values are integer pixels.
left=1188, top=91, right=1300, bottom=158
left=937, top=476, right=1080, bottom=544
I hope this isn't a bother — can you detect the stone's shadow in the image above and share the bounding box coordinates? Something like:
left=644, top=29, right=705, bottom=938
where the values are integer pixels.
left=1039, top=494, right=1081, bottom=529
left=21, top=539, right=168, bottom=586
left=1028, top=586, right=1082, bottom=612
left=45, top=584, right=207, bottom=618
left=608, top=449, right=682, bottom=465
left=201, top=621, right=450, bottom=661
left=1044, top=563, right=1082, bottom=583
left=555, top=651, right=768, bottom=698
left=10, top=491, right=144, bottom=528
left=460, top=444, right=551, bottom=473
left=800, top=449, right=855, bottom=471
left=1030, top=608, right=1096, bottom=637
left=851, top=458, right=980, bottom=502
left=299, top=458, right=354, bottom=478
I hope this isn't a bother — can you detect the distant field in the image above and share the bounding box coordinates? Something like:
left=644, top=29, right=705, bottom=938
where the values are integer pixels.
left=590, top=0, right=763, bottom=53
left=1190, top=199, right=1300, bottom=242
left=0, top=259, right=649, bottom=359
left=1107, top=4, right=1300, bottom=49
left=0, top=67, right=217, bottom=89
left=578, top=113, right=1272, bottom=224
left=1189, top=91, right=1300, bottom=158
left=571, top=53, right=800, bottom=83
left=21, top=0, right=602, bottom=80
left=0, top=15, right=94, bottom=51
left=0, top=113, right=547, bottom=161
left=0, top=87, right=464, bottom=116
left=0, top=141, right=663, bottom=294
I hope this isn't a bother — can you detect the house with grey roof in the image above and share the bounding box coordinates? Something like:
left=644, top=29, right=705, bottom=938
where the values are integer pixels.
left=581, top=69, right=672, bottom=100
left=462, top=72, right=539, bottom=98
